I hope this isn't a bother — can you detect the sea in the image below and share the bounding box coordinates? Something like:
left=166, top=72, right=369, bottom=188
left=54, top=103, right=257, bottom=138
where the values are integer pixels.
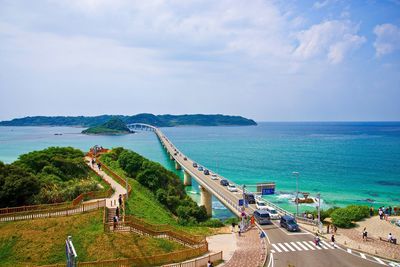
left=1, top=122, right=399, bottom=220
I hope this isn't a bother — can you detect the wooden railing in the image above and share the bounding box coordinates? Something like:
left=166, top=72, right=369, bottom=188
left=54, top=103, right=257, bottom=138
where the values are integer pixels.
left=0, top=200, right=106, bottom=222
left=96, top=157, right=132, bottom=197
left=163, top=251, right=223, bottom=267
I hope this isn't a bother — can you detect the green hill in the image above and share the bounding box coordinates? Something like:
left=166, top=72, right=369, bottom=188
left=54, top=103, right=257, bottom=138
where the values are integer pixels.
left=82, top=117, right=132, bottom=135
left=0, top=113, right=257, bottom=127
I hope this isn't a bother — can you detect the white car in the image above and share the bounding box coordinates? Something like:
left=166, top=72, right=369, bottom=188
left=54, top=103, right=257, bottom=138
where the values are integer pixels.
left=266, top=206, right=280, bottom=220
left=256, top=200, right=268, bottom=210
left=211, top=174, right=219, bottom=180
left=227, top=184, right=238, bottom=192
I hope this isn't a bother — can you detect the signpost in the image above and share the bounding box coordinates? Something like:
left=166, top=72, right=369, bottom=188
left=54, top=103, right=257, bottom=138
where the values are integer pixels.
left=65, top=236, right=77, bottom=267
left=257, top=182, right=276, bottom=195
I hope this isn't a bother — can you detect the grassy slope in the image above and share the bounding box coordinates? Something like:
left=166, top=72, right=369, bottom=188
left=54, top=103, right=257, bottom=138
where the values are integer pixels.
left=0, top=210, right=184, bottom=266
left=100, top=155, right=227, bottom=236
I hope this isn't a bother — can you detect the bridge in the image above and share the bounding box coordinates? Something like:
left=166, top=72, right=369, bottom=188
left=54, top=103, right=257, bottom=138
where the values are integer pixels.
left=130, top=123, right=397, bottom=267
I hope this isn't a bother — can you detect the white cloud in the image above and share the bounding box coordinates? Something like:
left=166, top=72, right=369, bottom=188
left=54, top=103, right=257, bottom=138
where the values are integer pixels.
left=293, top=20, right=366, bottom=64
left=373, top=23, right=400, bottom=57
left=313, top=0, right=330, bottom=9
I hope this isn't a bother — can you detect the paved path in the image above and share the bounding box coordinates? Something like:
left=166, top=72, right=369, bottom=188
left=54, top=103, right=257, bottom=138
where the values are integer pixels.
left=85, top=156, right=127, bottom=208
left=207, top=233, right=236, bottom=263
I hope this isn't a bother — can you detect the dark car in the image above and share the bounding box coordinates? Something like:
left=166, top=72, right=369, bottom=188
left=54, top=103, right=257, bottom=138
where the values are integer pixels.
left=193, top=162, right=198, bottom=167
left=280, top=215, right=299, bottom=232
left=244, top=193, right=256, bottom=204
left=198, top=166, right=204, bottom=171
left=254, top=209, right=271, bottom=225
left=220, top=179, right=229, bottom=186
left=204, top=169, right=210, bottom=175
left=184, top=157, right=187, bottom=161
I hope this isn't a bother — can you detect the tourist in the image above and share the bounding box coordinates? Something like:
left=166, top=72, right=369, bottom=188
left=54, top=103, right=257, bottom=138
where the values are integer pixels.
left=331, top=234, right=336, bottom=247
left=362, top=227, right=367, bottom=241
left=116, top=206, right=119, bottom=218
left=333, top=225, right=337, bottom=234
left=113, top=215, right=118, bottom=230
left=384, top=207, right=389, bottom=220
left=378, top=207, right=383, bottom=219
left=369, top=206, right=374, bottom=217
left=231, top=222, right=236, bottom=232
left=314, top=234, right=321, bottom=246
left=389, top=206, right=392, bottom=216
left=327, top=224, right=330, bottom=234
left=118, top=194, right=123, bottom=207
left=388, top=233, right=397, bottom=244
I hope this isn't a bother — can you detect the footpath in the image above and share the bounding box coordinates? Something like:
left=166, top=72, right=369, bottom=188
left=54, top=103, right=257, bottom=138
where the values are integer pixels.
left=300, top=216, right=400, bottom=261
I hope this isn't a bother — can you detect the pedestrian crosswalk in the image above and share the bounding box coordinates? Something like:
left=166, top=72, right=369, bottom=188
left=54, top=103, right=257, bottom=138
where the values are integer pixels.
left=271, top=240, right=334, bottom=253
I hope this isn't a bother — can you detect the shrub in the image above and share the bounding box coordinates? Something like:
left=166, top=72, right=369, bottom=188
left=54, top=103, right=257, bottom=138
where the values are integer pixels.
left=331, top=208, right=354, bottom=228
left=200, top=219, right=224, bottom=228
left=345, top=205, right=369, bottom=221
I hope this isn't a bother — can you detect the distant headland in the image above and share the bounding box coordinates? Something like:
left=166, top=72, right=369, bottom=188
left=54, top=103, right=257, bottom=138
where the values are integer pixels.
left=0, top=113, right=257, bottom=127
left=82, top=117, right=132, bottom=135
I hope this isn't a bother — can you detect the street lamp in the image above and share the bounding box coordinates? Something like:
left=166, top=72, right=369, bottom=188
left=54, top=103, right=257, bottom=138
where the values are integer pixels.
left=292, top=172, right=299, bottom=216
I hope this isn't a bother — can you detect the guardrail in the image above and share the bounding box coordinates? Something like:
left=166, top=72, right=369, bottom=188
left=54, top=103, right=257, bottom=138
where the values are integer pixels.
left=163, top=251, right=223, bottom=267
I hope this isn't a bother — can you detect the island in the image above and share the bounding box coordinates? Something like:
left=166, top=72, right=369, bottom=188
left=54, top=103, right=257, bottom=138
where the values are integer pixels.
left=82, top=117, right=132, bottom=135
left=0, top=113, right=257, bottom=127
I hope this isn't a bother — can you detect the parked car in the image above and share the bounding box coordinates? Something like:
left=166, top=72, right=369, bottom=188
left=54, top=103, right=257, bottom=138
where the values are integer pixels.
left=220, top=179, right=229, bottom=186
left=244, top=193, right=256, bottom=204
left=203, top=169, right=210, bottom=175
left=227, top=184, right=238, bottom=192
left=280, top=215, right=299, bottom=232
left=198, top=166, right=204, bottom=171
left=184, top=157, right=187, bottom=161
left=211, top=174, right=218, bottom=180
left=266, top=206, right=280, bottom=220
left=256, top=200, right=268, bottom=210
left=254, top=209, right=272, bottom=225
left=193, top=162, right=198, bottom=167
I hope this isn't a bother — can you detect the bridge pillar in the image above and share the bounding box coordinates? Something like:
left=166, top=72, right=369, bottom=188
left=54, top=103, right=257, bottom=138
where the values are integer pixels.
left=175, top=161, right=181, bottom=170
left=199, top=185, right=212, bottom=217
left=169, top=154, right=174, bottom=161
left=183, top=170, right=192, bottom=186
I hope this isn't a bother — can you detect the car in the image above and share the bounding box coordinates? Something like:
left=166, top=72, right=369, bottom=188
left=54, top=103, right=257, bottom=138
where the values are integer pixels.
left=280, top=215, right=299, bottom=232
left=266, top=206, right=280, bottom=220
left=227, top=184, right=238, bottom=192
left=203, top=169, right=210, bottom=175
left=193, top=162, right=198, bottom=167
left=184, top=157, right=187, bottom=161
left=253, top=209, right=272, bottom=225
left=244, top=193, right=256, bottom=204
left=198, top=166, right=204, bottom=171
left=220, top=179, right=229, bottom=186
left=174, top=152, right=177, bottom=156
left=256, top=200, right=268, bottom=210
left=211, top=174, right=218, bottom=180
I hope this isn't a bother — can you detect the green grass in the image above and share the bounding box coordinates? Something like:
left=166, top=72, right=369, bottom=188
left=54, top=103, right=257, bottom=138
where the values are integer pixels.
left=100, top=154, right=228, bottom=236
left=0, top=210, right=185, bottom=266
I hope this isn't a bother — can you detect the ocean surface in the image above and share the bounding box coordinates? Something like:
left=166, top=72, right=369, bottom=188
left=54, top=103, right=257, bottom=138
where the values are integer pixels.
left=1, top=122, right=399, bottom=220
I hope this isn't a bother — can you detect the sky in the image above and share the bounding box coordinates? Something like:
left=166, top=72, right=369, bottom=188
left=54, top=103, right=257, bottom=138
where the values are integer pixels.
left=0, top=0, right=399, bottom=121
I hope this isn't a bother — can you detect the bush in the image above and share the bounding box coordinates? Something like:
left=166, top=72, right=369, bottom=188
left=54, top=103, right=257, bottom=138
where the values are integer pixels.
left=331, top=208, right=354, bottom=228
left=346, top=205, right=369, bottom=221
left=224, top=217, right=240, bottom=225
left=199, top=219, right=224, bottom=228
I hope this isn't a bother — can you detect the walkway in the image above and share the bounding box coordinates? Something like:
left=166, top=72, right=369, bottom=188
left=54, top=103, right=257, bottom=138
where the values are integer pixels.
left=85, top=156, right=127, bottom=208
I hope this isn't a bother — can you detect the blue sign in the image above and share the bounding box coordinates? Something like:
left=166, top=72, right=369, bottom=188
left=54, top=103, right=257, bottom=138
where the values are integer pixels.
left=262, top=188, right=275, bottom=195
left=239, top=199, right=248, bottom=207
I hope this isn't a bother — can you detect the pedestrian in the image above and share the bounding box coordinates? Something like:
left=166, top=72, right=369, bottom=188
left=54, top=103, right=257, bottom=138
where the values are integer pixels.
left=369, top=206, right=374, bottom=217
left=333, top=224, right=337, bottom=234
left=379, top=208, right=383, bottom=220
left=362, top=227, right=367, bottom=241
left=389, top=206, right=392, bottom=216
left=327, top=224, right=330, bottom=234
left=238, top=224, right=242, bottom=237
left=231, top=222, right=236, bottom=232
left=116, top=206, right=119, bottom=218
left=331, top=234, right=336, bottom=247
left=113, top=215, right=118, bottom=230
left=118, top=194, right=123, bottom=207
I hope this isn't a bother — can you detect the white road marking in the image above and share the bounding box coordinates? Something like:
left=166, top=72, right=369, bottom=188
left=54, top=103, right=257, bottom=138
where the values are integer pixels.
left=308, top=241, right=322, bottom=250
left=319, top=242, right=329, bottom=249
left=290, top=241, right=302, bottom=251
left=271, top=250, right=275, bottom=253
left=283, top=242, right=296, bottom=252
left=296, top=241, right=309, bottom=250
left=271, top=244, right=282, bottom=253
left=278, top=243, right=289, bottom=252
left=360, top=253, right=366, bottom=259
left=302, top=241, right=316, bottom=250
left=321, top=241, right=334, bottom=249
left=347, top=248, right=352, bottom=254
left=373, top=257, right=386, bottom=265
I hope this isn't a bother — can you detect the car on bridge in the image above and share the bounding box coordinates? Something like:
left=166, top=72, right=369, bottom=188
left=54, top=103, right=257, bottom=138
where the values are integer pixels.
left=211, top=174, right=218, bottom=180
left=227, top=184, right=238, bottom=192
left=256, top=200, right=268, bottom=210
left=244, top=193, right=256, bottom=204
left=280, top=215, right=299, bottom=232
left=266, top=207, right=280, bottom=220
left=203, top=169, right=210, bottom=175
left=184, top=157, right=187, bottom=161
left=220, top=179, right=229, bottom=186
left=254, top=209, right=272, bottom=225
left=193, top=162, right=198, bottom=167
left=198, top=166, right=204, bottom=171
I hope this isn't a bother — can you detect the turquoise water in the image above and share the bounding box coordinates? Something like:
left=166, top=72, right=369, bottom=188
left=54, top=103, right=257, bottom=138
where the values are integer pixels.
left=1, top=122, right=399, bottom=219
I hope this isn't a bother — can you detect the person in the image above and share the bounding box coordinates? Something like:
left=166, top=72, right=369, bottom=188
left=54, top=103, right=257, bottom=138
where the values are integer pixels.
left=362, top=227, right=367, bottom=241
left=327, top=224, right=330, bottom=234
left=331, top=234, right=336, bottom=247
left=379, top=207, right=383, bottom=220
left=231, top=222, right=236, bottom=232
left=113, top=215, right=118, bottom=230
left=118, top=194, right=123, bottom=207
left=388, top=233, right=397, bottom=244
left=389, top=206, right=392, bottom=216
left=369, top=206, right=374, bottom=217
left=116, top=206, right=120, bottom=218
left=238, top=224, right=242, bottom=237
left=314, top=234, right=321, bottom=246
left=207, top=260, right=211, bottom=267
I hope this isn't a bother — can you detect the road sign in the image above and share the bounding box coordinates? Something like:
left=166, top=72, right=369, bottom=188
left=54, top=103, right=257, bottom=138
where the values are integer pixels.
left=262, top=188, right=275, bottom=195
left=238, top=199, right=248, bottom=207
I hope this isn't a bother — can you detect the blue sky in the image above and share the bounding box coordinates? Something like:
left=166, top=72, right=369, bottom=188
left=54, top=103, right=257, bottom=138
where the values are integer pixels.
left=0, top=0, right=399, bottom=121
